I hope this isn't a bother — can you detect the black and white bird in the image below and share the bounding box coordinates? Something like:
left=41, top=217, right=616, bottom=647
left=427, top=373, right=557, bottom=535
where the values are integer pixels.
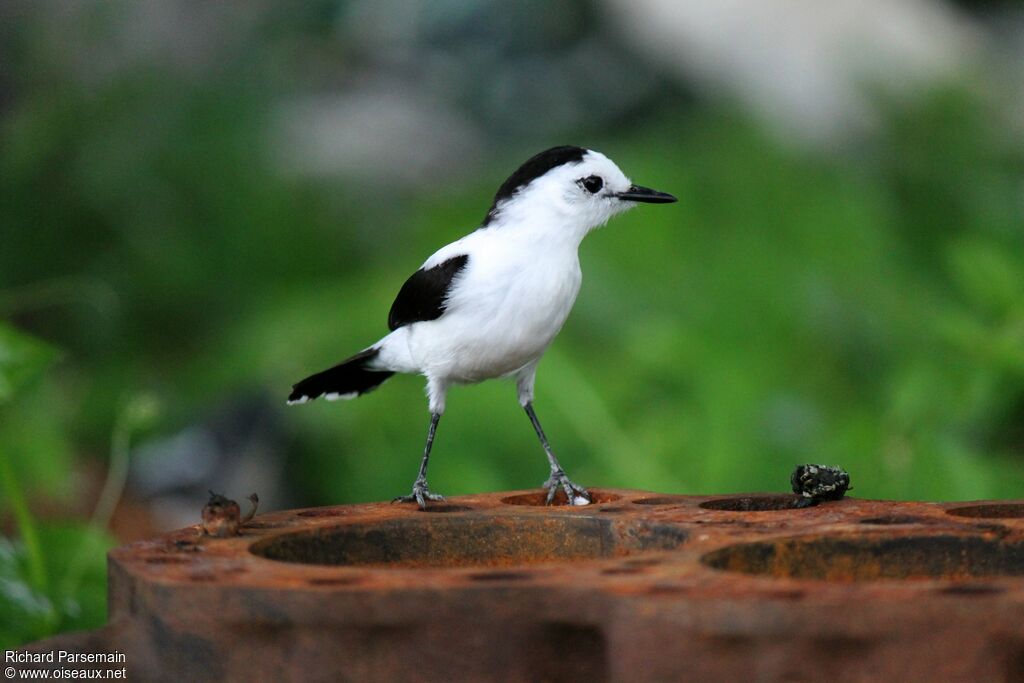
left=288, top=146, right=676, bottom=508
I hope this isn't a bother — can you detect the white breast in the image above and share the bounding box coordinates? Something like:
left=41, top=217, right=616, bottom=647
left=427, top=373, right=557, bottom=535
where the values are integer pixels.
left=404, top=230, right=582, bottom=384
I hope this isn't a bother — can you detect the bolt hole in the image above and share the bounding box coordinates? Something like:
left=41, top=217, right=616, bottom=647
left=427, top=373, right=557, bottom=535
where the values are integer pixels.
left=704, top=534, right=1024, bottom=580
left=601, top=566, right=643, bottom=576
left=938, top=583, right=1006, bottom=596
left=633, top=496, right=688, bottom=506
left=252, top=515, right=684, bottom=568
left=420, top=504, right=472, bottom=513
left=622, top=557, right=664, bottom=567
left=645, top=583, right=689, bottom=595
left=700, top=495, right=802, bottom=512
left=296, top=508, right=346, bottom=518
left=859, top=516, right=928, bottom=525
left=947, top=504, right=1024, bottom=519
left=467, top=571, right=531, bottom=582
left=500, top=490, right=621, bottom=506
left=171, top=540, right=202, bottom=552
left=144, top=555, right=196, bottom=565
left=308, top=576, right=362, bottom=586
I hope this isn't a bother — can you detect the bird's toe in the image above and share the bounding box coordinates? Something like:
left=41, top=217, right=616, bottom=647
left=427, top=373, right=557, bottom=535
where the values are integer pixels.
left=542, top=472, right=591, bottom=506
left=393, top=481, right=446, bottom=510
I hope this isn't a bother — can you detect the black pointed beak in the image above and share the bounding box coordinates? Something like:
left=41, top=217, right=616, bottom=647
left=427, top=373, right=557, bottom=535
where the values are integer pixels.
left=616, top=185, right=677, bottom=204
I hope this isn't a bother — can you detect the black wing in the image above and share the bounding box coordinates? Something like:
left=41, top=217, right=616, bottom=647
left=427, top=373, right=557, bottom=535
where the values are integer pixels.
left=387, top=254, right=469, bottom=331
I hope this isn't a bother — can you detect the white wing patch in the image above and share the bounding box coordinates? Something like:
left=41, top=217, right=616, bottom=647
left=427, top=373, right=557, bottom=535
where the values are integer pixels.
left=324, top=391, right=358, bottom=401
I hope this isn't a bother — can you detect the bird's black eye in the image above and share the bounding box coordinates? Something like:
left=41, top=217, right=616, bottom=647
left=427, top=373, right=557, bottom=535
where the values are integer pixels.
left=580, top=175, right=603, bottom=194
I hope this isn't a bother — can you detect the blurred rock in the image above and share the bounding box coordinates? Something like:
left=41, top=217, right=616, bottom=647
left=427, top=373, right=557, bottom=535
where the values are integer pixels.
left=606, top=0, right=983, bottom=145
left=273, top=85, right=483, bottom=186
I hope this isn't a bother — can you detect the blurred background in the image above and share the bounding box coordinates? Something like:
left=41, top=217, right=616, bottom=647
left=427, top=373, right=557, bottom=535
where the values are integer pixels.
left=3, top=0, right=1024, bottom=647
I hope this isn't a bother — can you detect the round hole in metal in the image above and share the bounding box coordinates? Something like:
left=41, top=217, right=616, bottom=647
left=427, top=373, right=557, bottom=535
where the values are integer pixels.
left=947, top=504, right=1024, bottom=519
left=251, top=515, right=685, bottom=569
left=702, top=534, right=1024, bottom=581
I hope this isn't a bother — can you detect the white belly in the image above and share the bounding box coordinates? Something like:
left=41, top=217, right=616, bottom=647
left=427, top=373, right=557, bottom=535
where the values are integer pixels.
left=404, top=249, right=582, bottom=383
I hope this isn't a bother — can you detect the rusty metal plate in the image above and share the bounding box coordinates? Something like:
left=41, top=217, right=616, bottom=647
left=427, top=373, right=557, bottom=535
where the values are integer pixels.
left=23, top=490, right=1024, bottom=682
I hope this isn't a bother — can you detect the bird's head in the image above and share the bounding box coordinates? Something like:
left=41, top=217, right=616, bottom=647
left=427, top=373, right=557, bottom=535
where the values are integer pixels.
left=483, top=146, right=676, bottom=241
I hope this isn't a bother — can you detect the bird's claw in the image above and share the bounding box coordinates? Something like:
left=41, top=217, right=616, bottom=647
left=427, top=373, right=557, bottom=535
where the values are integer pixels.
left=542, top=470, right=591, bottom=506
left=392, top=480, right=446, bottom=510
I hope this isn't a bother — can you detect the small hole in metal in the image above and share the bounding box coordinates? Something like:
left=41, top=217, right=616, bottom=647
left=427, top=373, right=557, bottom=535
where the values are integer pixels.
left=703, top=534, right=1024, bottom=581
left=938, top=583, right=1006, bottom=596
left=420, top=504, right=472, bottom=513
left=308, top=576, right=363, bottom=586
left=859, top=516, right=928, bottom=525
left=297, top=508, right=346, bottom=518
left=500, top=490, right=621, bottom=506
left=765, top=589, right=806, bottom=600
left=467, top=571, right=531, bottom=582
left=144, top=555, right=196, bottom=565
left=633, top=496, right=687, bottom=506
left=622, top=557, right=664, bottom=567
left=947, top=504, right=1024, bottom=519
left=700, top=496, right=801, bottom=512
left=601, top=566, right=643, bottom=576
left=646, top=583, right=689, bottom=595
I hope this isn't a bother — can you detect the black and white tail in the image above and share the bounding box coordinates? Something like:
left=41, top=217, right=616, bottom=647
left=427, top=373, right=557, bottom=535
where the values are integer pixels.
left=287, top=347, right=394, bottom=405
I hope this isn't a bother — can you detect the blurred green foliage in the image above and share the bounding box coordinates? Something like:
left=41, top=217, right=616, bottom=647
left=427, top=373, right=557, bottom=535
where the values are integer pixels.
left=2, top=9, right=1024, bottom=646
left=0, top=324, right=113, bottom=648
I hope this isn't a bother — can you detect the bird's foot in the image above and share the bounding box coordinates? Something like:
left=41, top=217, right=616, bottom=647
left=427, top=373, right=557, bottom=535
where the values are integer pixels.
left=542, top=470, right=591, bottom=506
left=392, top=479, right=446, bottom=510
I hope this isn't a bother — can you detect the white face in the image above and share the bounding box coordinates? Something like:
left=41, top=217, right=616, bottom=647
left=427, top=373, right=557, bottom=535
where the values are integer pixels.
left=493, top=151, right=631, bottom=235
left=559, top=150, right=638, bottom=227
left=490, top=149, right=675, bottom=242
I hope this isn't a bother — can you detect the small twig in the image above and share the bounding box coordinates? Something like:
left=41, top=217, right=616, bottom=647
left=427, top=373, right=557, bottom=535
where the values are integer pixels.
left=242, top=494, right=260, bottom=524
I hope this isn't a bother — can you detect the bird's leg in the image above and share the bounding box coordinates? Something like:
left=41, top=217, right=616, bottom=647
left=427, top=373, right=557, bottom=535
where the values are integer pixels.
left=392, top=412, right=446, bottom=509
left=524, top=402, right=591, bottom=505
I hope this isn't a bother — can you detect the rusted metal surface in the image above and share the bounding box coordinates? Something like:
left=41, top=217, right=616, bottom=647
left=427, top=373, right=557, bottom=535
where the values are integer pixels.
left=24, top=490, right=1024, bottom=682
